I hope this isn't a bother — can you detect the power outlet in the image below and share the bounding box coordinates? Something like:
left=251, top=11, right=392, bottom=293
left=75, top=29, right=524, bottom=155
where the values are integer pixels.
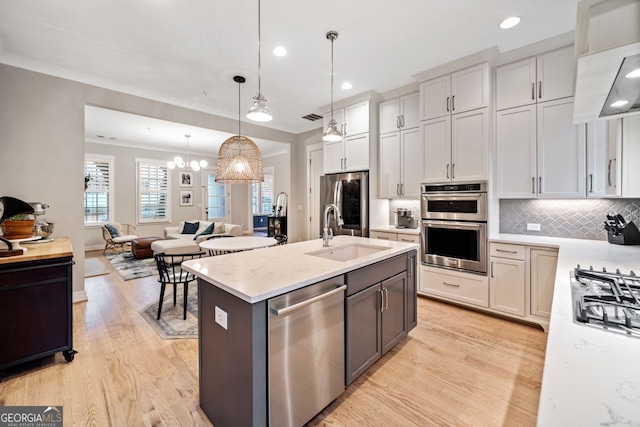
left=215, top=306, right=228, bottom=330
left=527, top=223, right=541, bottom=231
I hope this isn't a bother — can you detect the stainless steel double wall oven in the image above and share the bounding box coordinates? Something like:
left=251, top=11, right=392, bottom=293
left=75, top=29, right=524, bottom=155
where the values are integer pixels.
left=421, top=182, right=488, bottom=274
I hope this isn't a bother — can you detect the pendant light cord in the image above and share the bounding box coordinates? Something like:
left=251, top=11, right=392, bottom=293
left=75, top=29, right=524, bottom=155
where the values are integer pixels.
left=238, top=80, right=242, bottom=136
left=257, top=0, right=262, bottom=94
left=330, top=35, right=334, bottom=120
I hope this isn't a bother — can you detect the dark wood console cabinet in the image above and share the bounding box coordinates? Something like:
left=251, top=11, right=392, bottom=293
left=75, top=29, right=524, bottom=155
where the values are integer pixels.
left=267, top=216, right=286, bottom=237
left=0, top=238, right=76, bottom=373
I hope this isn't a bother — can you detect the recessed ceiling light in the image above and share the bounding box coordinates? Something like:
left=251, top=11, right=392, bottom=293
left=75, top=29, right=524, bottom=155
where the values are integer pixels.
left=499, top=16, right=521, bottom=29
left=341, top=82, right=352, bottom=90
left=273, top=46, right=287, bottom=57
left=611, top=100, right=629, bottom=107
left=626, top=68, right=640, bottom=78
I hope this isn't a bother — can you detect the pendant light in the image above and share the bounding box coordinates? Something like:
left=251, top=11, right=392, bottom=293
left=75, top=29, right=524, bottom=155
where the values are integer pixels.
left=167, top=135, right=207, bottom=171
left=323, top=31, right=343, bottom=142
left=246, top=0, right=273, bottom=122
left=216, top=76, right=264, bottom=184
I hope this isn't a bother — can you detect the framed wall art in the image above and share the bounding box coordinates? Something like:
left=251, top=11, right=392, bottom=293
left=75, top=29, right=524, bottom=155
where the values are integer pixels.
left=180, top=190, right=194, bottom=206
left=179, top=171, right=193, bottom=187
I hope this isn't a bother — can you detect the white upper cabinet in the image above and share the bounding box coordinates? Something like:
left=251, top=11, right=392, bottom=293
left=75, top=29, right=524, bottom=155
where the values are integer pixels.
left=497, top=98, right=585, bottom=198
left=496, top=46, right=575, bottom=111
left=323, top=100, right=370, bottom=173
left=421, top=108, right=488, bottom=183
left=586, top=119, right=622, bottom=197
left=380, top=92, right=419, bottom=134
left=379, top=93, right=420, bottom=198
left=420, top=63, right=489, bottom=121
left=622, top=115, right=640, bottom=197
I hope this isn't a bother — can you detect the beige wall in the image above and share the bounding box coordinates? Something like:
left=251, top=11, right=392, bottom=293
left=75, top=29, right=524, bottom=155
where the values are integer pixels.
left=0, top=63, right=297, bottom=301
left=291, top=128, right=323, bottom=242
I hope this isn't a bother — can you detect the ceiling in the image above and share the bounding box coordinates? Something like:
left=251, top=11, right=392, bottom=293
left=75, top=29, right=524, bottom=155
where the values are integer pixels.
left=0, top=0, right=581, bottom=138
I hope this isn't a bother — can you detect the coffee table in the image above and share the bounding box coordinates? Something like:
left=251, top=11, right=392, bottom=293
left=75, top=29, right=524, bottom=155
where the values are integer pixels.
left=199, top=236, right=278, bottom=256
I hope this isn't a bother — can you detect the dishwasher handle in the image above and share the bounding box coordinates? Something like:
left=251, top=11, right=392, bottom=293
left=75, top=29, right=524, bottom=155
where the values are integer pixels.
left=271, top=285, right=346, bottom=316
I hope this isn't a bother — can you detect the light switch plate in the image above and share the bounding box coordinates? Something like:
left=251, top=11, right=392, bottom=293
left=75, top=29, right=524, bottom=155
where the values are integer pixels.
left=527, top=223, right=541, bottom=231
left=215, top=306, right=228, bottom=330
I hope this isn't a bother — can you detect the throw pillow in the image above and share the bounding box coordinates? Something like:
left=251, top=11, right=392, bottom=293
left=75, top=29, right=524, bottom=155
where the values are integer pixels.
left=105, top=223, right=121, bottom=237
left=193, top=223, right=215, bottom=240
left=181, top=221, right=199, bottom=234
left=196, top=221, right=213, bottom=235
left=213, top=222, right=225, bottom=234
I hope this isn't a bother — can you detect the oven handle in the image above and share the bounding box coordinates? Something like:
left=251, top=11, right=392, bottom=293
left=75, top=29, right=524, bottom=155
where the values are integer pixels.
left=423, top=220, right=484, bottom=230
left=423, top=193, right=485, bottom=199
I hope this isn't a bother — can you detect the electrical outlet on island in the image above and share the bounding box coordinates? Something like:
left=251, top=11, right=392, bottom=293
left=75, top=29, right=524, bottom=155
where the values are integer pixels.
left=527, top=223, right=541, bottom=231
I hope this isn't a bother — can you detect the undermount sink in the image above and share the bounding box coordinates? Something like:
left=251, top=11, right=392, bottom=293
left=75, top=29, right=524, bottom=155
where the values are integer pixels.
left=306, top=243, right=387, bottom=262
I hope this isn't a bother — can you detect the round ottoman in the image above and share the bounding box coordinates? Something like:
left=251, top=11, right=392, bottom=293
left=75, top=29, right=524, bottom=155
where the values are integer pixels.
left=131, top=237, right=162, bottom=259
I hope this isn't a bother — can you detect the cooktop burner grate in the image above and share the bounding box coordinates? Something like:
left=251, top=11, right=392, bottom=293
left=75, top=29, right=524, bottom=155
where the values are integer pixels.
left=571, top=266, right=640, bottom=338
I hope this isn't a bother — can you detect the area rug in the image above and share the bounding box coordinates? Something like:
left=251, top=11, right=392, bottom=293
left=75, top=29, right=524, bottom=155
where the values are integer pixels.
left=139, top=286, right=198, bottom=339
left=84, top=258, right=109, bottom=278
left=105, top=252, right=157, bottom=281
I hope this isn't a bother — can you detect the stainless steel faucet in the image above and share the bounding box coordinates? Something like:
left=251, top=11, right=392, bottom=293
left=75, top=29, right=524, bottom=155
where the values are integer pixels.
left=322, top=203, right=343, bottom=247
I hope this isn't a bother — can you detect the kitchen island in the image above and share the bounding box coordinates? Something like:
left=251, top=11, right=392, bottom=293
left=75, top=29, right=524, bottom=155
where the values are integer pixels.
left=182, top=236, right=419, bottom=427
left=491, top=234, right=640, bottom=426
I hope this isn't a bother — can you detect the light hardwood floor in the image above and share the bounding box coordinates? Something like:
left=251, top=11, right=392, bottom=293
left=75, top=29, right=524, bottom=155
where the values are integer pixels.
left=0, top=251, right=547, bottom=426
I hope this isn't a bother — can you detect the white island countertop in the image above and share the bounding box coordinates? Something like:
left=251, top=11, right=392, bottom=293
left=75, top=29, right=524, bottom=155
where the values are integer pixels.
left=182, top=235, right=418, bottom=304
left=491, top=233, right=640, bottom=426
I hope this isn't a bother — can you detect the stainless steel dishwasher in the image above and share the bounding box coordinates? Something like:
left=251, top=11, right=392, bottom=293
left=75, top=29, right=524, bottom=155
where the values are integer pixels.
left=268, top=276, right=346, bottom=427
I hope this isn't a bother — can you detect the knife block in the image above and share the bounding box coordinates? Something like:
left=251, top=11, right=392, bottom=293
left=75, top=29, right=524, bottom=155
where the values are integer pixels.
left=607, top=221, right=640, bottom=245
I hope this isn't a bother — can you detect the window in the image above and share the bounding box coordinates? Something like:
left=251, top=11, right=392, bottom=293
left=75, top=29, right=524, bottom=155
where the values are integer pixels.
left=206, top=171, right=227, bottom=220
left=137, top=158, right=170, bottom=223
left=84, top=154, right=114, bottom=225
left=252, top=167, right=274, bottom=215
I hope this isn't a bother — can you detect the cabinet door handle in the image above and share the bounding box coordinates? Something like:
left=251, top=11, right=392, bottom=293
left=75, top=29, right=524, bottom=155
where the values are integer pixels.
left=446, top=164, right=450, bottom=179
left=532, top=177, right=535, bottom=194
left=539, top=81, right=542, bottom=99
left=401, top=115, right=405, bottom=128
left=539, top=176, right=542, bottom=194
left=344, top=123, right=347, bottom=136
left=400, top=183, right=404, bottom=196
left=379, top=289, right=385, bottom=313
left=396, top=183, right=400, bottom=196
left=443, top=281, right=460, bottom=288
left=384, top=288, right=389, bottom=311
left=377, top=236, right=390, bottom=240
left=344, top=158, right=347, bottom=170
left=531, top=83, right=535, bottom=100
left=607, top=159, right=614, bottom=187
left=496, top=248, right=518, bottom=254
left=341, top=158, right=344, bottom=170
left=589, top=173, right=594, bottom=193
left=452, top=95, right=455, bottom=111
left=451, top=163, right=455, bottom=179
left=446, top=96, right=450, bottom=112
left=491, top=261, right=495, bottom=278
left=397, top=116, right=400, bottom=129
left=400, top=238, right=413, bottom=243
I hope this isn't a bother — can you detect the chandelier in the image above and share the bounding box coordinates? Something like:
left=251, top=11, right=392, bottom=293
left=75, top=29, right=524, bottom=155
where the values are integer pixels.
left=167, top=134, right=208, bottom=172
left=323, top=31, right=343, bottom=142
left=246, top=0, right=272, bottom=122
left=216, top=76, right=264, bottom=184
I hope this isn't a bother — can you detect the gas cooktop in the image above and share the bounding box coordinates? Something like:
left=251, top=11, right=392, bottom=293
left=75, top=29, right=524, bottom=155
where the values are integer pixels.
left=571, top=265, right=640, bottom=338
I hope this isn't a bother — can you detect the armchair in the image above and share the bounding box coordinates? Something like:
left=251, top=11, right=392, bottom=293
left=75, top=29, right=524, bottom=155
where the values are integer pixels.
left=102, top=223, right=139, bottom=254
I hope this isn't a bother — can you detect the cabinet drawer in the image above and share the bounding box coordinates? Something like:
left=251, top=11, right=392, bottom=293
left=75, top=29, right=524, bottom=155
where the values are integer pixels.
left=420, top=266, right=488, bottom=307
left=397, top=234, right=420, bottom=244
left=347, top=254, right=406, bottom=296
left=489, top=242, right=525, bottom=260
left=369, top=231, right=397, bottom=241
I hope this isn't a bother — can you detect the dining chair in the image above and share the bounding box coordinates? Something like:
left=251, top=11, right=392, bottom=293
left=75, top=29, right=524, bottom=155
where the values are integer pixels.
left=274, top=234, right=288, bottom=245
left=154, top=252, right=205, bottom=320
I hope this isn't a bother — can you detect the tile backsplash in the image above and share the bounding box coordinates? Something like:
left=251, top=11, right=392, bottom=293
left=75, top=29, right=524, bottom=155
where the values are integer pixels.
left=499, top=199, right=640, bottom=240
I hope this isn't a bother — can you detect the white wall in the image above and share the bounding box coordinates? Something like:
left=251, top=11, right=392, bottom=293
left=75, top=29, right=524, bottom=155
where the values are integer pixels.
left=0, top=63, right=296, bottom=301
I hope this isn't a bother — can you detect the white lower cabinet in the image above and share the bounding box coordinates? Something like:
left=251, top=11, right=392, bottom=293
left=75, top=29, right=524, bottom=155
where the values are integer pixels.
left=490, top=243, right=526, bottom=317
left=420, top=265, right=489, bottom=308
left=529, top=248, right=558, bottom=318
left=421, top=242, right=559, bottom=331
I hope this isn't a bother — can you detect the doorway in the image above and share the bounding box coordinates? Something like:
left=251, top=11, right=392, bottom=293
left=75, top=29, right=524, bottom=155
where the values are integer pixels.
left=307, top=143, right=323, bottom=240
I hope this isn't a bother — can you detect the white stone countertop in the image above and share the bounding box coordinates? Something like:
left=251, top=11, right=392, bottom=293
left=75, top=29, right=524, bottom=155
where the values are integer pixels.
left=370, top=225, right=421, bottom=235
left=182, top=235, right=419, bottom=304
left=491, top=233, right=640, bottom=426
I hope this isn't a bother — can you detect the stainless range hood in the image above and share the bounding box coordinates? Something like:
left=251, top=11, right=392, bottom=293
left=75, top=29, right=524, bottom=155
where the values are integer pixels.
left=574, top=42, right=640, bottom=123
left=572, top=0, right=640, bottom=124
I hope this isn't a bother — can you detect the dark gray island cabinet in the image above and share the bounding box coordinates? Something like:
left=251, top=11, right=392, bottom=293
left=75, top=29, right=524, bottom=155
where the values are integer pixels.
left=194, top=245, right=417, bottom=427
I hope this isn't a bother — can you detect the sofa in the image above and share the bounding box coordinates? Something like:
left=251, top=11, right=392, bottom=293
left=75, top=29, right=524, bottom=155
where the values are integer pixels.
left=151, top=221, right=242, bottom=254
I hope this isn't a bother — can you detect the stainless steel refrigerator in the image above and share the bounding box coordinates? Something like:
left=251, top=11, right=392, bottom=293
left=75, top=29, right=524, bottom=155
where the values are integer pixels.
left=319, top=171, right=369, bottom=238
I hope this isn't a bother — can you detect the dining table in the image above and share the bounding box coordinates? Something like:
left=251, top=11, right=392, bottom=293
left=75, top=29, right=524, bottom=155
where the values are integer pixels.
left=199, top=236, right=278, bottom=256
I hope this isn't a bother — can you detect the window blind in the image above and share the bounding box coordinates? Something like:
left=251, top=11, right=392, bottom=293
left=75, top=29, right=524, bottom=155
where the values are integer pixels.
left=138, top=160, right=170, bottom=223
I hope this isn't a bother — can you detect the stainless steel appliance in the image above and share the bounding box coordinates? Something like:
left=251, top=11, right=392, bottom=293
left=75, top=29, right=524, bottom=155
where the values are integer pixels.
left=572, top=266, right=640, bottom=338
left=268, top=277, right=346, bottom=426
left=395, top=208, right=417, bottom=229
left=320, top=171, right=369, bottom=238
left=420, top=182, right=487, bottom=274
